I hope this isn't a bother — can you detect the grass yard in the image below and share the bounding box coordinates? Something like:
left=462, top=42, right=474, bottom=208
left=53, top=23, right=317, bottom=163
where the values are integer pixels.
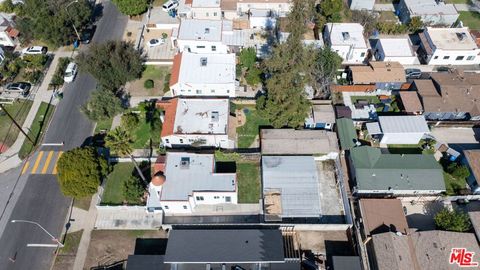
left=94, top=117, right=114, bottom=133
left=459, top=11, right=480, bottom=30
left=0, top=100, right=33, bottom=152
left=132, top=120, right=154, bottom=149
left=447, top=0, right=471, bottom=4
left=129, top=66, right=171, bottom=97
left=101, top=162, right=135, bottom=205
left=388, top=144, right=435, bottom=155
left=18, top=102, right=54, bottom=159
left=237, top=162, right=261, bottom=204
left=350, top=95, right=381, bottom=104
left=236, top=107, right=270, bottom=148
left=444, top=172, right=468, bottom=196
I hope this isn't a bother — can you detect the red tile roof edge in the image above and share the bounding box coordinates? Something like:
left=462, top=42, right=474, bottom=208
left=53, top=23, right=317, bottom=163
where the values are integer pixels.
left=169, top=53, right=182, bottom=87
left=157, top=98, right=179, bottom=137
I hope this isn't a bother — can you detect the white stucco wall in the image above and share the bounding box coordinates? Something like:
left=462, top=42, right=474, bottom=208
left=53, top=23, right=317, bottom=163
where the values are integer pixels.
left=331, top=45, right=367, bottom=64
left=191, top=7, right=222, bottom=20
left=170, top=82, right=235, bottom=97
left=427, top=48, right=480, bottom=65
left=175, top=39, right=229, bottom=54
left=162, top=134, right=233, bottom=149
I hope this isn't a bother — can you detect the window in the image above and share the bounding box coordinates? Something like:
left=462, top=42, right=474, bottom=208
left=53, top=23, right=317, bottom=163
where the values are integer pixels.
left=214, top=196, right=220, bottom=199
left=467, top=56, right=475, bottom=60
left=165, top=139, right=169, bottom=143
left=211, top=45, right=216, bottom=51
left=196, top=45, right=205, bottom=49
left=360, top=52, right=365, bottom=57
left=211, top=89, right=215, bottom=93
left=164, top=205, right=169, bottom=209
left=183, top=205, right=187, bottom=209
left=213, top=12, right=217, bottom=16
left=456, top=56, right=465, bottom=60
left=196, top=89, right=202, bottom=94
left=443, top=56, right=450, bottom=60
left=196, top=196, right=204, bottom=201
left=206, top=12, right=209, bottom=17
left=225, top=196, right=231, bottom=202
left=434, top=56, right=439, bottom=59
left=226, top=90, right=230, bottom=93
left=179, top=139, right=184, bottom=143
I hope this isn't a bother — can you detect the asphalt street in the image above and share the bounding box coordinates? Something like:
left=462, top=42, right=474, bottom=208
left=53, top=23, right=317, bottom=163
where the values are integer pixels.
left=0, top=1, right=128, bottom=269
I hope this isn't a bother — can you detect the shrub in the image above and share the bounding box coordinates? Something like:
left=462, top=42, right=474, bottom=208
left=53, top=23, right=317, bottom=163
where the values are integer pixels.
left=123, top=176, right=144, bottom=204
left=121, top=112, right=139, bottom=128
left=144, top=79, right=154, bottom=89
left=434, top=208, right=471, bottom=232
left=245, top=67, right=262, bottom=86
left=239, top=47, right=257, bottom=70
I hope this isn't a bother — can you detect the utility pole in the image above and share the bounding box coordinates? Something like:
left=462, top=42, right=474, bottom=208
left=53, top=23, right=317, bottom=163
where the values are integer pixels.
left=0, top=103, right=34, bottom=144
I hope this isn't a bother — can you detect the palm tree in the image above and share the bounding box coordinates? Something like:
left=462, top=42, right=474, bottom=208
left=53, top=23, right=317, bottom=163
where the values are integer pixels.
left=105, top=127, right=148, bottom=186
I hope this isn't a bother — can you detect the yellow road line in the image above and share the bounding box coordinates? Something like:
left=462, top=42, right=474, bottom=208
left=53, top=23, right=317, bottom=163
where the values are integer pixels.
left=41, top=151, right=54, bottom=174
left=52, top=151, right=63, bottom=175
left=31, top=151, right=44, bottom=174
left=21, top=161, right=30, bottom=175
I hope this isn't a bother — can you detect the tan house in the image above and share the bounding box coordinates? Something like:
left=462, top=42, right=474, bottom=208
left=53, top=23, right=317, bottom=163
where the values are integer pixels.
left=347, top=62, right=406, bottom=90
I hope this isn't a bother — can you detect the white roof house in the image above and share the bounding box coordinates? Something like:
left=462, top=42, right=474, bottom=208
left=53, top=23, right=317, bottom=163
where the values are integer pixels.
left=324, top=23, right=368, bottom=64
left=177, top=19, right=223, bottom=41
left=367, top=115, right=430, bottom=145
left=169, top=52, right=236, bottom=97
left=398, top=0, right=459, bottom=26
left=147, top=152, right=237, bottom=214
left=373, top=37, right=419, bottom=65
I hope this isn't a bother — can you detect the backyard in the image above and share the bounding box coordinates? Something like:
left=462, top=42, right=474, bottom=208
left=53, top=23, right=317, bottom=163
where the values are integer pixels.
left=101, top=162, right=148, bottom=206
left=0, top=100, right=33, bottom=152
left=236, top=106, right=270, bottom=148
left=387, top=143, right=435, bottom=155
left=127, top=65, right=171, bottom=97
left=18, top=102, right=54, bottom=159
left=459, top=11, right=480, bottom=30
left=351, top=95, right=400, bottom=112
left=444, top=172, right=468, bottom=196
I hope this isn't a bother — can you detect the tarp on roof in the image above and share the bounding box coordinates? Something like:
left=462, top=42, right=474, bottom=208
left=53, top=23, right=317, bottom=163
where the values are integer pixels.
left=336, top=118, right=357, bottom=150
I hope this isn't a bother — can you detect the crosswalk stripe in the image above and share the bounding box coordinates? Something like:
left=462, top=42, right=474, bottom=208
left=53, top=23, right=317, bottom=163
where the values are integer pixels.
left=21, top=161, right=30, bottom=175
left=52, top=151, right=63, bottom=175
left=31, top=151, right=44, bottom=174
left=41, top=151, right=54, bottom=174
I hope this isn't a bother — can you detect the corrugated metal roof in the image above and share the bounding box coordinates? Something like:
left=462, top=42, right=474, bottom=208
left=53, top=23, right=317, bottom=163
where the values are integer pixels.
left=366, top=122, right=382, bottom=135
left=378, top=116, right=429, bottom=134
left=262, top=156, right=322, bottom=218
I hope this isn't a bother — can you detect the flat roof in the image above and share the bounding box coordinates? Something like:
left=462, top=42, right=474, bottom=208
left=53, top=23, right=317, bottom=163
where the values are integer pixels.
left=359, top=199, right=409, bottom=235
left=262, top=156, right=322, bottom=218
left=173, top=98, right=229, bottom=134
left=192, top=0, right=220, bottom=7
left=325, top=23, right=367, bottom=49
left=426, top=27, right=477, bottom=50
left=261, top=129, right=339, bottom=155
left=336, top=118, right=357, bottom=150
left=378, top=38, right=415, bottom=57
left=404, top=0, right=458, bottom=16
left=164, top=229, right=285, bottom=263
left=176, top=52, right=236, bottom=85
left=378, top=115, right=429, bottom=134
left=178, top=19, right=223, bottom=41
left=126, top=255, right=166, bottom=270
left=161, top=152, right=235, bottom=201
left=312, top=104, right=336, bottom=123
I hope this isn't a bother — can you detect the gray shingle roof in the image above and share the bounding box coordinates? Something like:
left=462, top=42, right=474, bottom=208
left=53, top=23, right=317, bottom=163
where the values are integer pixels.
left=164, top=229, right=285, bottom=263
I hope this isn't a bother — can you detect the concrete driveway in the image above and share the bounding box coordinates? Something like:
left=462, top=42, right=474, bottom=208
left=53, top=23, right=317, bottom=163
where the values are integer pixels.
left=431, top=127, right=480, bottom=152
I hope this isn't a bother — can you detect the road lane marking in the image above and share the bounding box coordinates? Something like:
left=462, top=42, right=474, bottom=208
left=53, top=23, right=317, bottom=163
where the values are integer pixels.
left=31, top=151, right=44, bottom=174
left=41, top=151, right=54, bottom=174
left=21, top=161, right=30, bottom=175
left=52, top=151, right=63, bottom=175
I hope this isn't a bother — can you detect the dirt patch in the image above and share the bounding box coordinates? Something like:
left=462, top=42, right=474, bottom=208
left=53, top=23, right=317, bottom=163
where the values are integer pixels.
left=235, top=109, right=246, bottom=127
left=296, top=230, right=351, bottom=255
left=84, top=230, right=167, bottom=269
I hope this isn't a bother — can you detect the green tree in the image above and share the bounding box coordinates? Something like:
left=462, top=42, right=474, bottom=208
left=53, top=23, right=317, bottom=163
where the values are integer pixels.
left=408, top=17, right=423, bottom=33
left=83, top=88, right=124, bottom=121
left=56, top=147, right=109, bottom=198
left=434, top=208, right=471, bottom=232
left=351, top=10, right=377, bottom=37
left=123, top=176, right=144, bottom=204
left=121, top=112, right=139, bottom=128
left=245, top=67, right=262, bottom=86
left=112, top=0, right=149, bottom=16
left=451, top=164, right=471, bottom=180
left=239, top=48, right=257, bottom=70
left=105, top=127, right=148, bottom=185
left=77, top=41, right=144, bottom=90
left=310, top=46, right=342, bottom=98
left=0, top=0, right=15, bottom=13
left=320, top=0, right=343, bottom=22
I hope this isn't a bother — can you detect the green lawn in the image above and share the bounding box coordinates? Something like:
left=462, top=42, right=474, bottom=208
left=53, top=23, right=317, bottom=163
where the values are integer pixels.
left=18, top=102, right=54, bottom=159
left=350, top=96, right=381, bottom=104
left=459, top=11, right=480, bottom=30
left=58, top=230, right=83, bottom=255
left=236, top=107, right=270, bottom=148
left=388, top=144, right=435, bottom=155
left=94, top=117, right=114, bottom=133
left=132, top=120, right=154, bottom=149
left=237, top=162, right=261, bottom=204
left=0, top=100, right=33, bottom=151
left=101, top=162, right=135, bottom=205
left=447, top=0, right=470, bottom=4
left=444, top=172, right=468, bottom=196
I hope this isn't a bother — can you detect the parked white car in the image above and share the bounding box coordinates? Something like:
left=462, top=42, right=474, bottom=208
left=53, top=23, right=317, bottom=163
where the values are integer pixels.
left=22, top=46, right=47, bottom=55
left=63, top=62, right=78, bottom=83
left=147, top=38, right=165, bottom=47
left=162, top=0, right=178, bottom=12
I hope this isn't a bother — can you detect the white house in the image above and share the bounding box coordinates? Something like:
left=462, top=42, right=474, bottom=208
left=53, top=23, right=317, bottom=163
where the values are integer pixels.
left=418, top=27, right=480, bottom=66
left=190, top=0, right=222, bottom=20
left=249, top=9, right=277, bottom=29
left=324, top=23, right=368, bottom=64
left=172, top=19, right=229, bottom=54
left=349, top=0, right=374, bottom=11
left=169, top=52, right=236, bottom=97
left=236, top=0, right=292, bottom=17
left=157, top=97, right=234, bottom=148
left=373, top=37, right=419, bottom=65
left=366, top=115, right=430, bottom=145
left=398, top=0, right=459, bottom=26
left=146, top=152, right=237, bottom=214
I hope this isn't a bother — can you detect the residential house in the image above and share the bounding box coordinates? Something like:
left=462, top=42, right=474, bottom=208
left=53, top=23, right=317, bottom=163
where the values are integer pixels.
left=190, top=0, right=222, bottom=20
left=0, top=13, right=18, bottom=47
left=411, top=71, right=480, bottom=120
left=370, top=231, right=480, bottom=270
left=146, top=152, right=237, bottom=214
left=349, top=0, right=374, bottom=10
left=359, top=199, right=409, bottom=238
left=398, top=0, right=459, bottom=26
left=249, top=9, right=277, bottom=29
left=347, top=62, right=407, bottom=90
left=157, top=98, right=234, bottom=148
left=373, top=37, right=419, bottom=65
left=162, top=229, right=300, bottom=269
left=260, top=129, right=339, bottom=156
left=464, top=150, right=480, bottom=194
left=236, top=0, right=292, bottom=17
left=336, top=118, right=358, bottom=150
left=305, top=103, right=336, bottom=130
left=366, top=115, right=430, bottom=145
left=172, top=19, right=230, bottom=54
left=323, top=23, right=369, bottom=64
left=418, top=27, right=480, bottom=65
left=399, top=91, right=423, bottom=115
left=169, top=52, right=236, bottom=97
left=350, top=146, right=445, bottom=196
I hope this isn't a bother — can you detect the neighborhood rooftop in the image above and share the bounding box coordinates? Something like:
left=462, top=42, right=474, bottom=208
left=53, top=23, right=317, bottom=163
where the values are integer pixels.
left=191, top=0, right=221, bottom=8
left=260, top=129, right=339, bottom=155
left=359, top=199, right=409, bottom=235
left=350, top=62, right=406, bottom=84
left=377, top=37, right=415, bottom=57
left=161, top=152, right=236, bottom=201
left=425, top=27, right=477, bottom=50
left=404, top=0, right=458, bottom=16
left=325, top=23, right=367, bottom=48
left=377, top=115, right=429, bottom=134
left=177, top=19, right=223, bottom=41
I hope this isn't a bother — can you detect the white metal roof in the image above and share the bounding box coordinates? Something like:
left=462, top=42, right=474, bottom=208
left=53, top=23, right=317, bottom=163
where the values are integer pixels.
left=173, top=98, right=229, bottom=134
left=404, top=0, right=458, bottom=16
left=161, top=152, right=236, bottom=201
left=366, top=122, right=382, bottom=135
left=325, top=23, right=367, bottom=49
left=178, top=19, right=223, bottom=41
left=378, top=116, right=430, bottom=134
left=425, top=27, right=477, bottom=50
left=192, top=0, right=221, bottom=7
left=262, top=156, right=322, bottom=218
left=378, top=38, right=415, bottom=57
left=178, top=52, right=236, bottom=84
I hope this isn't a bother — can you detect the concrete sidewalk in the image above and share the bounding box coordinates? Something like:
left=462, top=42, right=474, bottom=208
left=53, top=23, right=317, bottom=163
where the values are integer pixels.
left=0, top=48, right=76, bottom=173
